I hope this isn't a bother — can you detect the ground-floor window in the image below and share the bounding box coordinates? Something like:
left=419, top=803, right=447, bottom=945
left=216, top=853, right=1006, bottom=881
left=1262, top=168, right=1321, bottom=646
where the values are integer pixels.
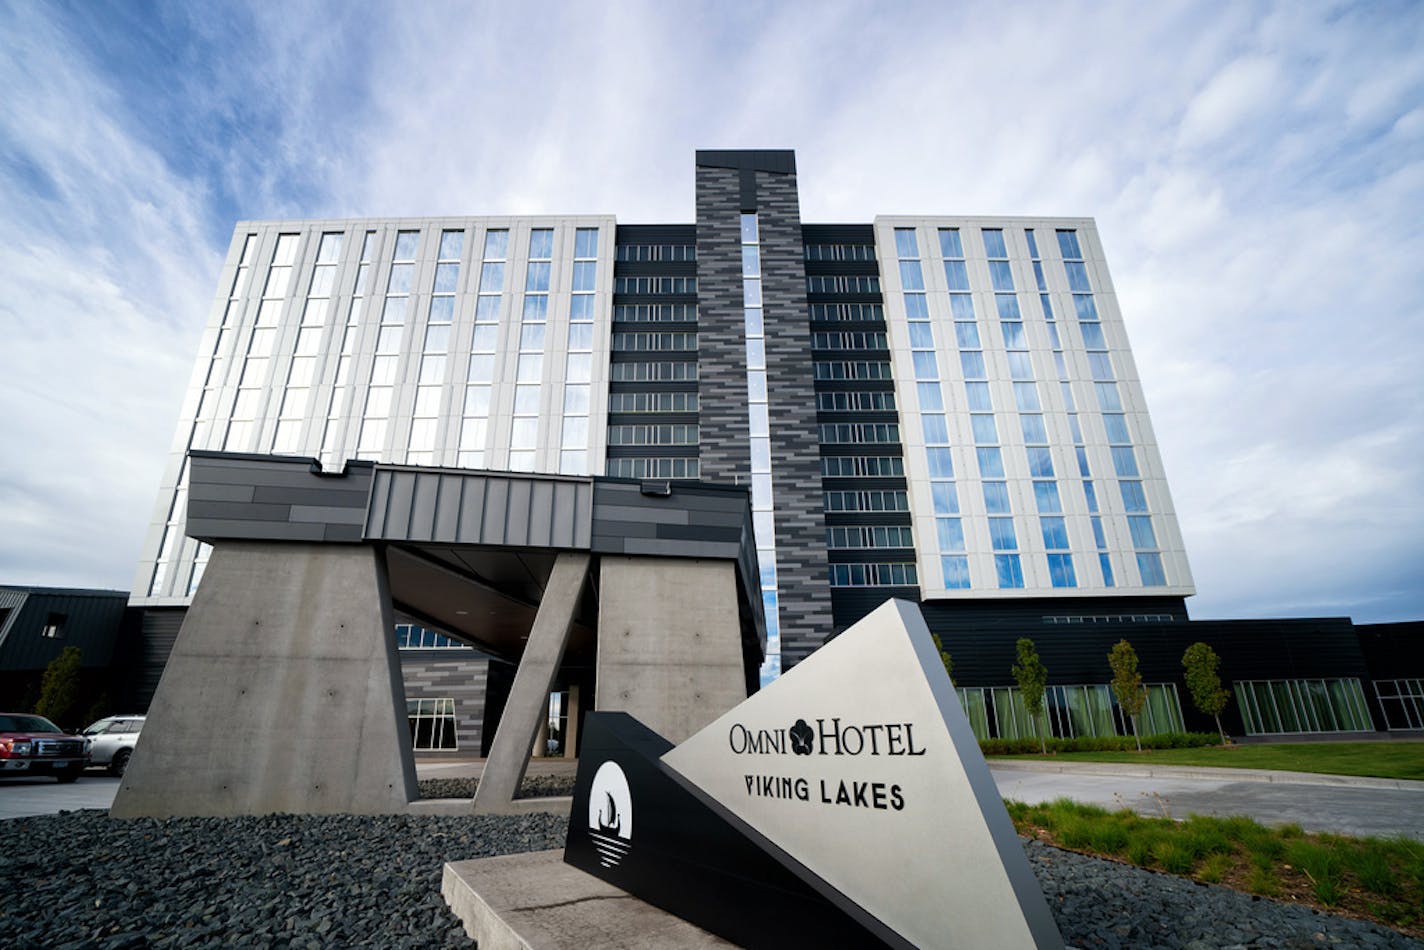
left=408, top=698, right=458, bottom=750
left=1233, top=678, right=1373, bottom=735
left=1374, top=679, right=1424, bottom=730
left=956, top=683, right=1184, bottom=741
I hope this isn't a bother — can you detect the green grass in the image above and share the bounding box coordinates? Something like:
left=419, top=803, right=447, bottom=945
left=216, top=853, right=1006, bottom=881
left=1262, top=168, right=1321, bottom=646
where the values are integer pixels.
left=991, top=741, right=1424, bottom=781
left=1006, top=798, right=1424, bottom=935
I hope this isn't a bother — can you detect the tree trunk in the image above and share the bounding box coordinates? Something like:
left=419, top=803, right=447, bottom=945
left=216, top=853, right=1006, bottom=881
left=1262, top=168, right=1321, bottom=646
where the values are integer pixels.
left=1039, top=712, right=1047, bottom=755
left=1131, top=715, right=1142, bottom=752
left=1214, top=713, right=1226, bottom=746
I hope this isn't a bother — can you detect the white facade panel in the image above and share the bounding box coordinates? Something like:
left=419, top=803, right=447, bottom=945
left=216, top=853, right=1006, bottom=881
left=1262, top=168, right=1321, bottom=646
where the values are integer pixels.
left=131, top=215, right=616, bottom=607
left=874, top=215, right=1193, bottom=600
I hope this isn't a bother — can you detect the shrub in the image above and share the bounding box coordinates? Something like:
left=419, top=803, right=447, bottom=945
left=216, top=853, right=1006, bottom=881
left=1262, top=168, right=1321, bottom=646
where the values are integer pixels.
left=978, top=732, right=1217, bottom=755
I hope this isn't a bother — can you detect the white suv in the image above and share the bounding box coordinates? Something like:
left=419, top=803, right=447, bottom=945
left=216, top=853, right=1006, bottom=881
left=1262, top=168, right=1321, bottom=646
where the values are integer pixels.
left=82, top=716, right=145, bottom=776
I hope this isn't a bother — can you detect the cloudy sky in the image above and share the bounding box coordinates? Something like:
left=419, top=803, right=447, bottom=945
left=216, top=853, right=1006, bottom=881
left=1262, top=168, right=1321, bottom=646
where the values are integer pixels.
left=1, top=0, right=1420, bottom=622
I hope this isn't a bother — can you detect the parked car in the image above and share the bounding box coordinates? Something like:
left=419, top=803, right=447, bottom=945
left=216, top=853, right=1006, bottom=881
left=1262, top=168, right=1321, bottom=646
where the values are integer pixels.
left=81, top=715, right=146, bottom=776
left=0, top=713, right=89, bottom=782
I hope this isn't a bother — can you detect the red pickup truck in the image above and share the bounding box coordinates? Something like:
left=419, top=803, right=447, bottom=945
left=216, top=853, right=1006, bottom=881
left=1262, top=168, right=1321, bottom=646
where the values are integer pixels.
left=0, top=713, right=89, bottom=782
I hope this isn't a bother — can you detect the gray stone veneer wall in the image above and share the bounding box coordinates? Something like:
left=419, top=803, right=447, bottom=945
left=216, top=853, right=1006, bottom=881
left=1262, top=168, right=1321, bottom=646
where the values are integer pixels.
left=695, top=153, right=834, bottom=669
left=398, top=652, right=490, bottom=753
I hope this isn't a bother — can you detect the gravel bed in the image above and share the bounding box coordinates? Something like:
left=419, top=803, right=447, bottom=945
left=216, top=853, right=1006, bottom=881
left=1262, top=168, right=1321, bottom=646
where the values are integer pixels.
left=0, top=812, right=1418, bottom=948
left=417, top=774, right=575, bottom=800
left=1027, top=839, right=1422, bottom=949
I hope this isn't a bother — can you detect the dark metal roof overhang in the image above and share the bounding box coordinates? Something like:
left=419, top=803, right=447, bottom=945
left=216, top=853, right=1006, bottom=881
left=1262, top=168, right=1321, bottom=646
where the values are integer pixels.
left=184, top=452, right=766, bottom=665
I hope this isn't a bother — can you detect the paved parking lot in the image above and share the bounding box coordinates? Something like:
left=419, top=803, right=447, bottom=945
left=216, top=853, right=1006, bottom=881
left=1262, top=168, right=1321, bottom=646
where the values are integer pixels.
left=0, top=772, right=122, bottom=819
left=5, top=761, right=1422, bottom=841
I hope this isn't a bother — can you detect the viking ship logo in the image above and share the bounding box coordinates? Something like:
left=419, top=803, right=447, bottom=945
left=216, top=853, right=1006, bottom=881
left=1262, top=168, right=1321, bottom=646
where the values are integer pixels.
left=587, top=760, right=633, bottom=868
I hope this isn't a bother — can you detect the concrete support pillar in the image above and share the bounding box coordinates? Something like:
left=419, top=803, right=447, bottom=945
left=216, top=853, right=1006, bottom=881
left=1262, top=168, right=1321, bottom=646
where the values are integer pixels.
left=111, top=541, right=418, bottom=817
left=533, top=713, right=549, bottom=758
left=472, top=553, right=590, bottom=814
left=562, top=683, right=580, bottom=760
left=596, top=556, right=748, bottom=744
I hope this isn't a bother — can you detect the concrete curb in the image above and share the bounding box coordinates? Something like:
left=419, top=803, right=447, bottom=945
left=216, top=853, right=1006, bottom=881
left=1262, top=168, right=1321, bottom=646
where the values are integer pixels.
left=987, top=759, right=1424, bottom=791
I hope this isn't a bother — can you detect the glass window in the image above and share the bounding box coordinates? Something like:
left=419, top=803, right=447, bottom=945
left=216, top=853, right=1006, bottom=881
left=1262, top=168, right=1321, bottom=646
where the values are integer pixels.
left=960, top=351, right=986, bottom=379
left=483, top=229, right=509, bottom=259
left=574, top=228, right=599, bottom=259
left=1099, top=553, right=1116, bottom=587
left=1065, top=261, right=1092, bottom=293
left=438, top=230, right=464, bottom=260
left=990, top=518, right=1018, bottom=551
left=913, top=351, right=939, bottom=380
left=1034, top=481, right=1062, bottom=513
left=1073, top=294, right=1098, bottom=321
left=1128, top=516, right=1157, bottom=550
left=479, top=262, right=505, bottom=293
left=937, top=518, right=965, bottom=552
left=983, top=481, right=1011, bottom=513
left=941, top=555, right=971, bottom=589
left=917, top=382, right=944, bottom=411
left=572, top=261, right=596, bottom=292
left=989, top=261, right=1014, bottom=291
left=1103, top=413, right=1131, bottom=444
left=1111, top=446, right=1139, bottom=477
left=519, top=324, right=546, bottom=351
left=894, top=228, right=919, bottom=258
left=921, top=413, right=950, bottom=444
left=525, top=261, right=551, bottom=292
left=899, top=260, right=925, bottom=291
left=977, top=446, right=1005, bottom=478
left=563, top=384, right=590, bottom=414
left=740, top=214, right=758, bottom=244
left=529, top=229, right=554, bottom=259
left=1056, top=230, right=1082, bottom=260
left=387, top=263, right=414, bottom=294
left=1088, top=352, right=1115, bottom=381
left=1047, top=553, right=1077, bottom=588
left=903, top=293, right=929, bottom=319
left=1008, top=351, right=1034, bottom=380
left=1020, top=415, right=1048, bottom=444
left=1095, top=382, right=1122, bottom=411
left=1000, top=321, right=1026, bottom=349
left=513, top=385, right=540, bottom=414
left=566, top=353, right=593, bottom=382
left=1136, top=552, right=1167, bottom=586
left=1079, top=322, right=1106, bottom=350
left=938, top=228, right=964, bottom=258
left=965, top=382, right=993, bottom=411
left=1014, top=382, right=1040, bottom=411
left=908, top=322, right=935, bottom=350
left=931, top=482, right=959, bottom=515
left=1119, top=480, right=1148, bottom=512
left=1027, top=446, right=1055, bottom=477
left=510, top=418, right=538, bottom=449
left=949, top=294, right=975, bottom=320
left=995, top=554, right=1024, bottom=588
left=1041, top=517, right=1069, bottom=549
left=954, top=321, right=980, bottom=349
left=927, top=446, right=954, bottom=478
left=943, top=260, right=970, bottom=291
left=982, top=229, right=1008, bottom=258
left=517, top=354, right=543, bottom=383
left=522, top=295, right=548, bottom=321
left=393, top=230, right=419, bottom=260
left=970, top=414, right=998, bottom=444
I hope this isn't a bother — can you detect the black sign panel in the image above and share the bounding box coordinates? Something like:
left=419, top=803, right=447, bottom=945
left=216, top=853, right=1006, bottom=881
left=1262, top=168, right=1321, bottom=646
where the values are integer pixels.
left=564, top=712, right=908, bottom=949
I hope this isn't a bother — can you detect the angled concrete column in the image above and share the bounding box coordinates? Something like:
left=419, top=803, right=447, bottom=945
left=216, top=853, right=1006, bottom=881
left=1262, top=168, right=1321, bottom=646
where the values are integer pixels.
left=473, top=552, right=590, bottom=814
left=596, top=556, right=747, bottom=744
left=112, top=541, right=418, bottom=817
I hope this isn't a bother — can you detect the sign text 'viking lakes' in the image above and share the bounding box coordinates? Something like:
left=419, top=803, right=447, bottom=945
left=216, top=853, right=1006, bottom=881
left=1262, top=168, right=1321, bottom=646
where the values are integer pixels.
left=728, top=717, right=927, bottom=812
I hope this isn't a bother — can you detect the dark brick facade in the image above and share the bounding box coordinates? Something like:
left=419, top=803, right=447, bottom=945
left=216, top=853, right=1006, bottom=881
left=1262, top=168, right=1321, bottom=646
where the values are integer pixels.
left=695, top=152, right=834, bottom=669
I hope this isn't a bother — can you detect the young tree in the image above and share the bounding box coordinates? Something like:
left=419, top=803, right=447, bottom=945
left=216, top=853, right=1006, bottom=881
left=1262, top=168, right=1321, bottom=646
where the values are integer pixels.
left=931, top=633, right=954, bottom=682
left=35, top=646, right=83, bottom=729
left=1182, top=641, right=1230, bottom=745
left=1012, top=638, right=1049, bottom=754
left=1108, top=639, right=1146, bottom=751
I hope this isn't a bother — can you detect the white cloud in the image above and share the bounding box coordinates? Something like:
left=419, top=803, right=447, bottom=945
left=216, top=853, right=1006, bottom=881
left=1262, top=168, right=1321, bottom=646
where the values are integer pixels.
left=1, top=0, right=1420, bottom=626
